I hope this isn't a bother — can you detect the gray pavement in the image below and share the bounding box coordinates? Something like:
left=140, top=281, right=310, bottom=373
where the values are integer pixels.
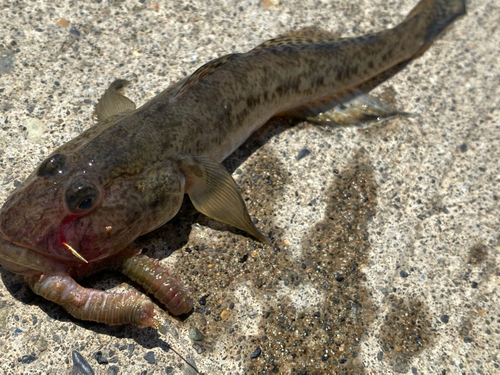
left=0, top=0, right=498, bottom=374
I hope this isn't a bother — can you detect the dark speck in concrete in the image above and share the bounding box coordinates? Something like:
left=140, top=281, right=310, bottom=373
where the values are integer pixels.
left=440, top=315, right=449, bottom=324
left=19, top=354, right=37, bottom=364
left=296, top=148, right=311, bottom=160
left=192, top=343, right=204, bottom=354
left=94, top=351, right=108, bottom=365
left=143, top=351, right=155, bottom=364
left=189, top=326, right=205, bottom=341
left=250, top=347, right=261, bottom=359
left=459, top=143, right=467, bottom=152
left=400, top=270, right=409, bottom=278
left=70, top=27, right=81, bottom=37
left=199, top=294, right=208, bottom=305
left=72, top=351, right=95, bottom=375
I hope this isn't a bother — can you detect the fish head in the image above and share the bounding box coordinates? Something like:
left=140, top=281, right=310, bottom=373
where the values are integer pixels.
left=0, top=150, right=185, bottom=275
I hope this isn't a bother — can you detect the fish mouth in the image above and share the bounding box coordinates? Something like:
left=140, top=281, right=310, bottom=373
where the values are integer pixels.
left=0, top=228, right=68, bottom=276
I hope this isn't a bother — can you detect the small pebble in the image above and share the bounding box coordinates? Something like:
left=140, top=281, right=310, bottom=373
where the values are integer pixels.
left=165, top=366, right=174, bottom=374
left=56, top=18, right=69, bottom=28
left=440, top=315, right=449, bottom=324
left=69, top=26, right=81, bottom=37
left=107, top=366, right=119, bottom=375
left=72, top=351, right=95, bottom=375
left=400, top=270, right=409, bottom=278
left=127, top=344, right=135, bottom=357
left=250, top=347, right=261, bottom=359
left=19, top=354, right=37, bottom=364
left=296, top=148, right=311, bottom=160
left=464, top=337, right=473, bottom=343
left=189, top=326, right=205, bottom=341
left=220, top=310, right=230, bottom=319
left=157, top=323, right=167, bottom=335
left=199, top=295, right=208, bottom=306
left=144, top=351, right=155, bottom=365
left=192, top=343, right=204, bottom=354
left=24, top=118, right=46, bottom=142
left=94, top=351, right=108, bottom=364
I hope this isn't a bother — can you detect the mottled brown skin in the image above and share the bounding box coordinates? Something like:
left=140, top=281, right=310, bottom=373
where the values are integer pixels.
left=0, top=0, right=465, bottom=327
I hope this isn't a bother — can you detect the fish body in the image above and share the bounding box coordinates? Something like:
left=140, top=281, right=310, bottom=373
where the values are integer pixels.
left=0, top=0, right=466, bottom=327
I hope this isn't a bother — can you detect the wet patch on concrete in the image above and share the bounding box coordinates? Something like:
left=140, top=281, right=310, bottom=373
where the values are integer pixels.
left=240, top=151, right=375, bottom=373
left=378, top=298, right=434, bottom=374
left=270, top=152, right=378, bottom=374
left=467, top=243, right=488, bottom=267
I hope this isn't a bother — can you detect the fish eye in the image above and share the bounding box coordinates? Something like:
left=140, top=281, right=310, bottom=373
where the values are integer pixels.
left=65, top=180, right=100, bottom=214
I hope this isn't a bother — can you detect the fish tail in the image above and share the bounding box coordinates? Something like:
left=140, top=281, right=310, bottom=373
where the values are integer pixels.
left=404, top=0, right=466, bottom=55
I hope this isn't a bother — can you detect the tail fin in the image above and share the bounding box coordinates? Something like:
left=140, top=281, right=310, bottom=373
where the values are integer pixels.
left=406, top=0, right=466, bottom=52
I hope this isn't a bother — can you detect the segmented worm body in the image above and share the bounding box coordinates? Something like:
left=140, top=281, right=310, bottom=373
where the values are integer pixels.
left=27, top=249, right=192, bottom=326
left=28, top=274, right=156, bottom=327
left=116, top=252, right=193, bottom=316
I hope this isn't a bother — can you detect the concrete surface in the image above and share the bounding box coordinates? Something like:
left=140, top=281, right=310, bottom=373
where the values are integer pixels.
left=0, top=0, right=499, bottom=374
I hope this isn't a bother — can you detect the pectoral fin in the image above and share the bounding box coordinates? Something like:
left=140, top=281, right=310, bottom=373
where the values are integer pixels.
left=177, top=156, right=268, bottom=243
left=93, top=79, right=136, bottom=122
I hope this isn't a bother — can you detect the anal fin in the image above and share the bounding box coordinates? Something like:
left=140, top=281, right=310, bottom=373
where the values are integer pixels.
left=281, top=60, right=416, bottom=129
left=305, top=93, right=414, bottom=129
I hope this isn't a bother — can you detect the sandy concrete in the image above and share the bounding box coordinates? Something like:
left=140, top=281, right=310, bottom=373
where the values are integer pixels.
left=0, top=0, right=498, bottom=374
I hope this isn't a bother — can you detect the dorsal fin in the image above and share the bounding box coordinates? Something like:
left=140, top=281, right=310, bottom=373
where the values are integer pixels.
left=174, top=54, right=236, bottom=97
left=252, top=26, right=341, bottom=51
left=93, top=80, right=136, bottom=123
left=175, top=27, right=340, bottom=98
